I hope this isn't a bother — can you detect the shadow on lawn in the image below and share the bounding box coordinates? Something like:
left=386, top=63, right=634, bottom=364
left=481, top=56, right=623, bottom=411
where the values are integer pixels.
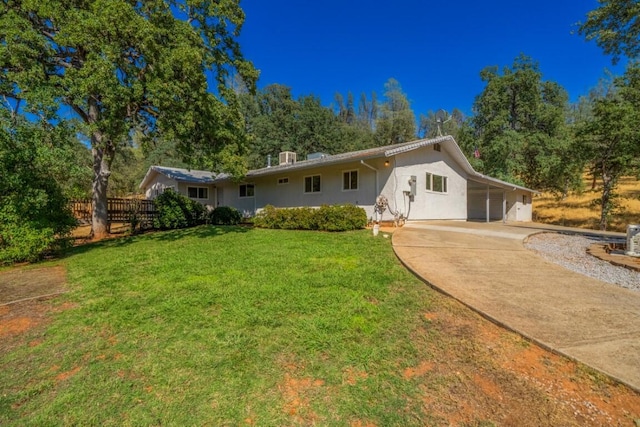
left=64, top=225, right=250, bottom=257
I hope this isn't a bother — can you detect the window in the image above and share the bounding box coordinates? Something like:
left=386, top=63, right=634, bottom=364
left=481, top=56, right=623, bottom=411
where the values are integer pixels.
left=425, top=172, right=447, bottom=193
left=433, top=143, right=441, bottom=152
left=278, top=177, right=289, bottom=185
left=342, top=170, right=358, bottom=191
left=188, top=186, right=208, bottom=199
left=304, top=175, right=321, bottom=193
left=239, top=183, right=255, bottom=198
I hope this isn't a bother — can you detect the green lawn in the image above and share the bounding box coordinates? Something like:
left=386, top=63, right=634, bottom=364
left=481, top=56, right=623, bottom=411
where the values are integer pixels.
left=0, top=226, right=439, bottom=426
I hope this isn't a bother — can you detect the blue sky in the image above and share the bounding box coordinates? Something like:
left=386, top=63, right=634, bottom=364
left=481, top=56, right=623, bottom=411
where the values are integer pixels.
left=238, top=0, right=627, bottom=118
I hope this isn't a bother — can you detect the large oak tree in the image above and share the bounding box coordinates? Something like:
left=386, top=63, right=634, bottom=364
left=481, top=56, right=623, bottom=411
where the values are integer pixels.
left=1, top=0, right=257, bottom=238
left=468, top=55, right=577, bottom=193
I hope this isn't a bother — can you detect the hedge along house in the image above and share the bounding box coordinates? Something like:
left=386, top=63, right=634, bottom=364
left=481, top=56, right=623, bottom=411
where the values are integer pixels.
left=140, top=136, right=536, bottom=223
left=139, top=166, right=218, bottom=209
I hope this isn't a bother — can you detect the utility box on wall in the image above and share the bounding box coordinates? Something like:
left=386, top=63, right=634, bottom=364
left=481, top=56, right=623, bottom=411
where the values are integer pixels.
left=409, top=175, right=417, bottom=197
left=626, top=224, right=640, bottom=257
left=402, top=175, right=417, bottom=200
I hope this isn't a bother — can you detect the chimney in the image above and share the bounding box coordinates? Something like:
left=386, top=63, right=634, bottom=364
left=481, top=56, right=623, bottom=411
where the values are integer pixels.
left=267, top=154, right=271, bottom=168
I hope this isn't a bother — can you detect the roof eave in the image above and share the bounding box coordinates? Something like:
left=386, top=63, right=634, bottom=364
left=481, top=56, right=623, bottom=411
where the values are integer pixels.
left=139, top=166, right=159, bottom=190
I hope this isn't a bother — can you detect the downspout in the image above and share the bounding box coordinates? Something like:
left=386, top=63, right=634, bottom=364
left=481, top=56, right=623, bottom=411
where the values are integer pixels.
left=360, top=160, right=379, bottom=195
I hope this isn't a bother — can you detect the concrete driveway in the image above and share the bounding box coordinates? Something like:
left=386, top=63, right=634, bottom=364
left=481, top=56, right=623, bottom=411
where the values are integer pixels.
left=392, top=221, right=640, bottom=392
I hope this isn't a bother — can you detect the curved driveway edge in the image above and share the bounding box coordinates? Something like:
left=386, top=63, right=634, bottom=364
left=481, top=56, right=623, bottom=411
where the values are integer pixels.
left=392, top=221, right=640, bottom=393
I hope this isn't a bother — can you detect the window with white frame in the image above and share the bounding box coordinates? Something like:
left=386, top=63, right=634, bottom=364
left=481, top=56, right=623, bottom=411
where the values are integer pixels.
left=239, top=183, right=255, bottom=198
left=342, top=170, right=358, bottom=191
left=304, top=175, right=321, bottom=193
left=277, top=177, right=289, bottom=185
left=187, top=186, right=208, bottom=199
left=425, top=172, right=447, bottom=193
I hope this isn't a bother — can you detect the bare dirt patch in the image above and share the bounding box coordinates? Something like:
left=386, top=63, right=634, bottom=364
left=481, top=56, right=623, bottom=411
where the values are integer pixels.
left=72, top=222, right=131, bottom=245
left=411, top=293, right=640, bottom=426
left=0, top=265, right=66, bottom=304
left=0, top=265, right=70, bottom=353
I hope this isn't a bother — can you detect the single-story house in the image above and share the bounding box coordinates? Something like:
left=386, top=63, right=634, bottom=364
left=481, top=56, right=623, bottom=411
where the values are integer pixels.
left=139, top=135, right=536, bottom=222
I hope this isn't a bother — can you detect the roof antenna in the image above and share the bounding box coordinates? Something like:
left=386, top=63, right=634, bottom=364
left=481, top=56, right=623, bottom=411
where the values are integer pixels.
left=435, top=109, right=451, bottom=137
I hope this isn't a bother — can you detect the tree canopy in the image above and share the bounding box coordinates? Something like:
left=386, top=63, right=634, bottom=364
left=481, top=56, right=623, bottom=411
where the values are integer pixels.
left=576, top=64, right=640, bottom=229
left=374, top=78, right=416, bottom=145
left=579, top=0, right=640, bottom=64
left=467, top=55, right=577, bottom=192
left=0, top=0, right=257, bottom=237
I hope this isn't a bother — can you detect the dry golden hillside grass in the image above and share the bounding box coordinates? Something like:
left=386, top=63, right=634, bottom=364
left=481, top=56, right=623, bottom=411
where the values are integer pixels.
left=534, top=175, right=640, bottom=232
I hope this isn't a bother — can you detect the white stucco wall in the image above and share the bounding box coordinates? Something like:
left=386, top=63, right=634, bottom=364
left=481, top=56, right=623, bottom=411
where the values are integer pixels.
left=176, top=182, right=217, bottom=209
left=378, top=145, right=468, bottom=221
left=144, top=173, right=178, bottom=199
left=217, top=161, right=380, bottom=218
left=506, top=190, right=532, bottom=222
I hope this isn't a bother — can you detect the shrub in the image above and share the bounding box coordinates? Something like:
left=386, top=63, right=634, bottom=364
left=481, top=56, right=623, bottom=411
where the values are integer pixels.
left=209, top=206, right=242, bottom=225
left=316, top=204, right=368, bottom=231
left=153, top=189, right=206, bottom=230
left=0, top=121, right=77, bottom=264
left=254, top=204, right=366, bottom=231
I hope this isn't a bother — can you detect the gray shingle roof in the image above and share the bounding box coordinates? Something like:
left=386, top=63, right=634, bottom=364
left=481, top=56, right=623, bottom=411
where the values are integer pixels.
left=142, top=136, right=536, bottom=194
left=241, top=136, right=451, bottom=179
left=139, top=166, right=215, bottom=189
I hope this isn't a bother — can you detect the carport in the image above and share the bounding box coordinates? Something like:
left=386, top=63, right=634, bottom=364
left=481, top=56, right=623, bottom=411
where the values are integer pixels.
left=466, top=177, right=536, bottom=222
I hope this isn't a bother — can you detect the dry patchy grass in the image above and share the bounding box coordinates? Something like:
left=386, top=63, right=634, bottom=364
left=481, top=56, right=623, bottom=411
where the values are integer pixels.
left=534, top=175, right=640, bottom=232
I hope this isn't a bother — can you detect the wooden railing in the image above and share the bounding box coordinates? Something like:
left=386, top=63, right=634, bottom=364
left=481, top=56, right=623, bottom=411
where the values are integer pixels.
left=71, top=198, right=156, bottom=224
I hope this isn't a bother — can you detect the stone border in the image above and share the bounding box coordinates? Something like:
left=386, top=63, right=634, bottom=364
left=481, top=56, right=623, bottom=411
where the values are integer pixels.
left=587, top=243, right=640, bottom=272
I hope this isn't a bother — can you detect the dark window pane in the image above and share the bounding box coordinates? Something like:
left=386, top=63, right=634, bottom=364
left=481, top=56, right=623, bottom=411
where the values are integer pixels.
left=433, top=175, right=443, bottom=192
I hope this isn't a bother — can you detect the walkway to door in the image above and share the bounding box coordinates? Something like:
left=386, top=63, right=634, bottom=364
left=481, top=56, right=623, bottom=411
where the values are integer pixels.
left=392, top=221, right=640, bottom=392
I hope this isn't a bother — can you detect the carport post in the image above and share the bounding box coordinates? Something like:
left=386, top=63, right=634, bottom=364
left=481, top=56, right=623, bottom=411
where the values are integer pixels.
left=485, top=185, right=490, bottom=223
left=502, top=191, right=506, bottom=223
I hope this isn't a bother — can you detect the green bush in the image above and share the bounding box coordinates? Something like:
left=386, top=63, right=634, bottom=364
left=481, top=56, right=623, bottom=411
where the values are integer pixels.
left=209, top=206, right=242, bottom=225
left=316, top=204, right=368, bottom=231
left=0, top=118, right=77, bottom=264
left=0, top=198, right=75, bottom=264
left=153, top=189, right=206, bottom=230
left=254, top=204, right=366, bottom=231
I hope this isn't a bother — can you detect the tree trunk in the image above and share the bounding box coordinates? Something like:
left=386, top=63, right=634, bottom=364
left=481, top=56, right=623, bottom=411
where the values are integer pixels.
left=599, top=171, right=613, bottom=231
left=91, top=143, right=114, bottom=239
left=88, top=99, right=114, bottom=239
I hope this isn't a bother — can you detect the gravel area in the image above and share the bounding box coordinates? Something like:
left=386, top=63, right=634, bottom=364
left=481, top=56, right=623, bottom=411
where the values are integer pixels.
left=524, top=233, right=640, bottom=292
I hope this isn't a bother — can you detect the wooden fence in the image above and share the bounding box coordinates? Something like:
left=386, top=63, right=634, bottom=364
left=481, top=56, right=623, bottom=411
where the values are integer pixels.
left=71, top=198, right=156, bottom=224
